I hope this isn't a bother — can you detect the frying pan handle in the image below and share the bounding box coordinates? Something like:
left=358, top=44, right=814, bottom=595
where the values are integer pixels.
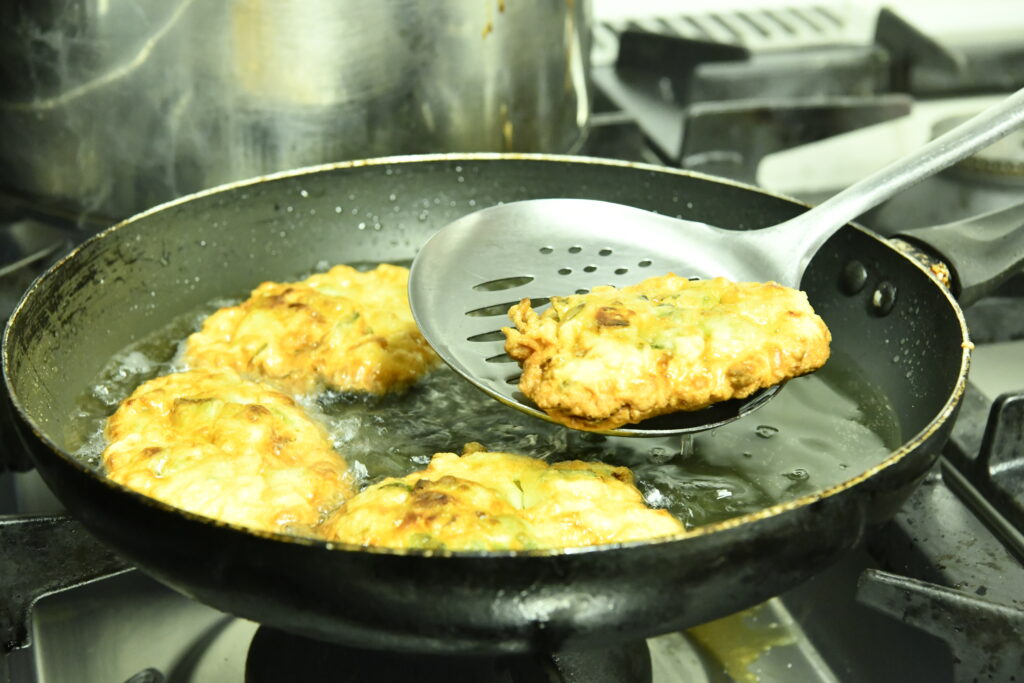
left=896, top=201, right=1024, bottom=307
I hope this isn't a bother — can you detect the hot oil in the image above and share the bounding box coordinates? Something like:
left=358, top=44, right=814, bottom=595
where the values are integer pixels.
left=70, top=264, right=900, bottom=532
left=628, top=352, right=901, bottom=527
left=321, top=347, right=900, bottom=529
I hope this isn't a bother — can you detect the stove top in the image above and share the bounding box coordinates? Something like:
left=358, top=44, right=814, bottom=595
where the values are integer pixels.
left=0, top=554, right=953, bottom=683
left=3, top=3, right=1024, bottom=682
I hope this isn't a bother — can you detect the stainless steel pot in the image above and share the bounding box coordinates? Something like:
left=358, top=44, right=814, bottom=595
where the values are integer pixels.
left=0, top=1, right=591, bottom=225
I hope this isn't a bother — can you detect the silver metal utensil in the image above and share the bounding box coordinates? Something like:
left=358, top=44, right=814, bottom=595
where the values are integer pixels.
left=409, top=88, right=1024, bottom=437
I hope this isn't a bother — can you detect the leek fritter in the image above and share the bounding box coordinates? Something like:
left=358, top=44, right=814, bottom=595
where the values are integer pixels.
left=102, top=369, right=353, bottom=535
left=320, top=450, right=686, bottom=550
left=503, top=275, right=831, bottom=430
left=184, top=264, right=439, bottom=396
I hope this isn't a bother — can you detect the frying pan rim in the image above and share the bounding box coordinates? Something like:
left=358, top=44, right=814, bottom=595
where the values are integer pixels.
left=1, top=152, right=971, bottom=559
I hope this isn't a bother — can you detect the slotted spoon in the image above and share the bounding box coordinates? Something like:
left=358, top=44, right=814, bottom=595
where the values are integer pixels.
left=409, top=88, right=1024, bottom=437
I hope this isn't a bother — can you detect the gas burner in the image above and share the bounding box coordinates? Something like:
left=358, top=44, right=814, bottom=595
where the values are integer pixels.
left=244, top=629, right=652, bottom=683
left=937, top=115, right=1024, bottom=184
left=866, top=111, right=1024, bottom=235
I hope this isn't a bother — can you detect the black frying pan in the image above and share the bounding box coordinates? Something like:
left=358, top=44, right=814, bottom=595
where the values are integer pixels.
left=4, top=155, right=1022, bottom=654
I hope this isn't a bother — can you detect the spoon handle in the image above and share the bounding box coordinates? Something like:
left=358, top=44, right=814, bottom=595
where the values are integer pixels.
left=768, top=87, right=1024, bottom=285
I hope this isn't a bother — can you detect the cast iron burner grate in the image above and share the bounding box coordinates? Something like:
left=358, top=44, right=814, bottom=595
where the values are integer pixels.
left=858, top=384, right=1024, bottom=682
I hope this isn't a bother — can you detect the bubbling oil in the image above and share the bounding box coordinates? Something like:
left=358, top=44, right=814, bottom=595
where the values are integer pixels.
left=69, top=298, right=900, bottom=532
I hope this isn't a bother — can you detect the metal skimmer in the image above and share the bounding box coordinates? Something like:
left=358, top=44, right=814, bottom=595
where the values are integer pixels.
left=409, top=88, right=1024, bottom=436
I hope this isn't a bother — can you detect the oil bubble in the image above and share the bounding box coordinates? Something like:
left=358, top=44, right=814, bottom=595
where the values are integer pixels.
left=784, top=468, right=809, bottom=482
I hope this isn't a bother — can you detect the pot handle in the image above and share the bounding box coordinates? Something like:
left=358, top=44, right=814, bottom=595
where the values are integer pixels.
left=896, top=201, right=1024, bottom=307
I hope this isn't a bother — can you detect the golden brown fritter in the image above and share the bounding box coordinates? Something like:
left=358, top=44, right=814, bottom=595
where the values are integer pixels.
left=102, top=368, right=353, bottom=535
left=320, top=450, right=686, bottom=550
left=184, top=264, right=439, bottom=396
left=503, top=274, right=831, bottom=430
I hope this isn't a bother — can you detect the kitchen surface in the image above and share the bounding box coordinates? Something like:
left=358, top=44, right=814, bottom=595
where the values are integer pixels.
left=3, top=1, right=1024, bottom=681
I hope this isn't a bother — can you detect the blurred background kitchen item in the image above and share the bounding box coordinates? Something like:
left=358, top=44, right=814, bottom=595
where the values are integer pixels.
left=0, top=0, right=591, bottom=227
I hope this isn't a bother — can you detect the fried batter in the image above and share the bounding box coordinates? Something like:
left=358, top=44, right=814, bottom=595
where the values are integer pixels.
left=320, top=450, right=686, bottom=550
left=184, top=264, right=439, bottom=396
left=503, top=275, right=831, bottom=430
left=102, top=368, right=354, bottom=535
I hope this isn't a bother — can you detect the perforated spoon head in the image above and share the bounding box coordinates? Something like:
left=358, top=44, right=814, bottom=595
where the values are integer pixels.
left=408, top=199, right=783, bottom=437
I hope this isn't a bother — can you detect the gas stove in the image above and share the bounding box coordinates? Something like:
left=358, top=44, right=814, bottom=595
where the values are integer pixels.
left=3, top=2, right=1024, bottom=682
